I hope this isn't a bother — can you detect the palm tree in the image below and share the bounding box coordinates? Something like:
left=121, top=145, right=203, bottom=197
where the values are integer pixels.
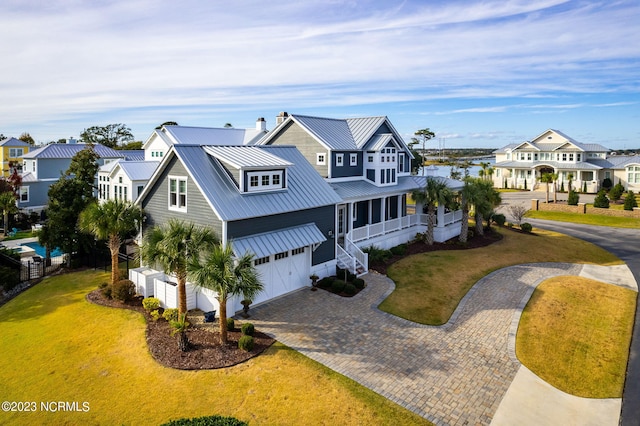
left=457, top=177, right=480, bottom=243
left=0, top=191, right=18, bottom=237
left=412, top=177, right=453, bottom=245
left=567, top=173, right=574, bottom=192
left=140, top=219, right=218, bottom=316
left=551, top=173, right=559, bottom=203
left=473, top=179, right=502, bottom=235
left=188, top=242, right=263, bottom=345
left=540, top=173, right=554, bottom=203
left=79, top=200, right=143, bottom=287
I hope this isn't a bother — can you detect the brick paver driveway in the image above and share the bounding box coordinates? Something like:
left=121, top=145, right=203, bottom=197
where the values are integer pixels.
left=246, top=263, right=618, bottom=425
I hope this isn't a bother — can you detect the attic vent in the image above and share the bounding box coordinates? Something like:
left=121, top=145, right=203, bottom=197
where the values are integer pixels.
left=547, top=136, right=552, bottom=139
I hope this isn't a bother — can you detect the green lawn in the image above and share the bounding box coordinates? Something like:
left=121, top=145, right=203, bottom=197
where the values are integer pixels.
left=0, top=270, right=429, bottom=426
left=1, top=229, right=35, bottom=240
left=380, top=227, right=622, bottom=325
left=525, top=210, right=640, bottom=229
left=517, top=276, right=636, bottom=398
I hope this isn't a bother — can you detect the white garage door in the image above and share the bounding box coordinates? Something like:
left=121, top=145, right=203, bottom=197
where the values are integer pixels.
left=252, top=247, right=311, bottom=306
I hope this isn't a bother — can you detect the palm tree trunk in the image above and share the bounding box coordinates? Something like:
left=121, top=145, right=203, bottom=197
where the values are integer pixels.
left=177, top=331, right=188, bottom=352
left=2, top=212, right=8, bottom=236
left=109, top=236, right=121, bottom=286
left=426, top=206, right=435, bottom=245
left=459, top=208, right=469, bottom=243
left=545, top=183, right=549, bottom=203
left=177, top=273, right=188, bottom=316
left=219, top=296, right=228, bottom=345
left=475, top=211, right=484, bottom=236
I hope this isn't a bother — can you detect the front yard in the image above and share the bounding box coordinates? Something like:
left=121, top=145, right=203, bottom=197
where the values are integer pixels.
left=0, top=270, right=429, bottom=426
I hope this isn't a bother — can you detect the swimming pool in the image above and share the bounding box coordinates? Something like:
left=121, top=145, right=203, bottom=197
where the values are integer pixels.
left=22, top=242, right=64, bottom=258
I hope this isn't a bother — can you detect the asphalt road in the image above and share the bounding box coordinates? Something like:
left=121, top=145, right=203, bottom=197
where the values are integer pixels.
left=499, top=192, right=640, bottom=425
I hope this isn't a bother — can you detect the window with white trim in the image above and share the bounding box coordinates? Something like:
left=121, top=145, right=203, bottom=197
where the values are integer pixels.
left=628, top=166, right=640, bottom=184
left=245, top=170, right=285, bottom=192
left=398, top=154, right=405, bottom=172
left=336, top=154, right=344, bottom=166
left=169, top=176, right=187, bottom=210
left=292, top=247, right=305, bottom=256
left=9, top=148, right=24, bottom=158
left=368, top=155, right=374, bottom=163
left=350, top=153, right=357, bottom=166
left=316, top=153, right=326, bottom=165
left=19, top=186, right=29, bottom=202
left=254, top=256, right=270, bottom=266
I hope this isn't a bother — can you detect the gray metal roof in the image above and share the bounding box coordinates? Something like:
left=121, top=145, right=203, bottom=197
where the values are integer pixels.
left=232, top=223, right=326, bottom=258
left=204, top=146, right=292, bottom=169
left=0, top=137, right=30, bottom=147
left=171, top=145, right=342, bottom=221
left=346, top=116, right=387, bottom=148
left=118, top=161, right=160, bottom=181
left=330, top=175, right=462, bottom=201
left=291, top=115, right=357, bottom=150
left=591, top=156, right=640, bottom=169
left=366, top=133, right=394, bottom=151
left=497, top=130, right=610, bottom=153
left=22, top=143, right=123, bottom=159
left=119, top=150, right=145, bottom=161
left=162, top=125, right=267, bottom=146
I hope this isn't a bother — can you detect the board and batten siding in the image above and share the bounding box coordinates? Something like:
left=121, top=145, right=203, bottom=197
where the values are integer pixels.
left=227, top=205, right=335, bottom=265
left=265, top=121, right=329, bottom=178
left=141, top=156, right=223, bottom=237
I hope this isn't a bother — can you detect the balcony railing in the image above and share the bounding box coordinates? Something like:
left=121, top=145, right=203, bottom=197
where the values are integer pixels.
left=348, top=211, right=461, bottom=243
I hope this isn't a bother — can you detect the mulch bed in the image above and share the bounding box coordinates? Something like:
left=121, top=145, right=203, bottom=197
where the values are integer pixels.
left=86, top=290, right=275, bottom=370
left=368, top=227, right=503, bottom=275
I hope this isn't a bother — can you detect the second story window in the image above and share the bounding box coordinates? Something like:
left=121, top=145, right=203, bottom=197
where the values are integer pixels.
left=9, top=148, right=24, bottom=158
left=169, top=176, right=187, bottom=211
left=246, top=170, right=285, bottom=192
left=316, top=153, right=326, bottom=165
left=350, top=153, right=357, bottom=166
left=336, top=154, right=344, bottom=166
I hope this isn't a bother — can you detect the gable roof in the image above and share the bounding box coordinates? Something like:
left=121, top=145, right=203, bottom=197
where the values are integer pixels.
left=259, top=114, right=411, bottom=155
left=143, top=125, right=268, bottom=150
left=204, top=146, right=292, bottom=169
left=22, top=143, right=123, bottom=159
left=141, top=145, right=342, bottom=222
left=500, top=129, right=610, bottom=153
left=0, top=137, right=30, bottom=147
left=116, top=161, right=160, bottom=181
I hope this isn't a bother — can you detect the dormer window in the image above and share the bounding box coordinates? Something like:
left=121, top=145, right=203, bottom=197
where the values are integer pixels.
left=350, top=153, right=357, bottom=166
left=246, top=170, right=285, bottom=192
left=316, top=153, right=326, bottom=165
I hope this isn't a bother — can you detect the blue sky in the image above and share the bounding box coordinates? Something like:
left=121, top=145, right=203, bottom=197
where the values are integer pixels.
left=1, top=0, right=638, bottom=149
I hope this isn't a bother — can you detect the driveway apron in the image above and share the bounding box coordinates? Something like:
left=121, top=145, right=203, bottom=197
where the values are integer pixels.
left=247, top=262, right=603, bottom=426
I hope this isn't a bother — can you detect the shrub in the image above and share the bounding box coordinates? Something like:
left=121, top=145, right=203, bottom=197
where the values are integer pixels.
left=344, top=283, right=356, bottom=295
left=593, top=190, right=610, bottom=208
left=241, top=322, right=255, bottom=336
left=560, top=181, right=565, bottom=192
left=363, top=245, right=392, bottom=263
left=602, top=177, right=613, bottom=190
left=226, top=317, right=235, bottom=331
left=353, top=278, right=365, bottom=289
left=624, top=191, right=638, bottom=211
left=347, top=271, right=357, bottom=282
left=520, top=222, right=533, bottom=233
left=150, top=310, right=161, bottom=321
left=492, top=213, right=506, bottom=226
left=506, top=222, right=514, bottom=229
left=238, top=335, right=254, bottom=351
left=142, top=297, right=161, bottom=312
left=163, top=308, right=179, bottom=322
left=99, top=282, right=112, bottom=299
left=582, top=181, right=587, bottom=193
left=331, top=279, right=346, bottom=293
left=111, top=279, right=135, bottom=302
left=1, top=266, right=20, bottom=291
left=317, top=277, right=334, bottom=289
left=390, top=244, right=407, bottom=256
left=567, top=189, right=580, bottom=206
left=161, top=415, right=248, bottom=426
left=610, top=182, right=624, bottom=202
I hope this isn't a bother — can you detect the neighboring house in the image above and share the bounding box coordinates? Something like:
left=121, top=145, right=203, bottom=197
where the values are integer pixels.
left=0, top=137, right=30, bottom=177
left=492, top=129, right=626, bottom=192
left=98, top=160, right=159, bottom=203
left=19, top=143, right=124, bottom=213
left=142, top=118, right=268, bottom=161
left=257, top=113, right=463, bottom=272
left=132, top=144, right=342, bottom=314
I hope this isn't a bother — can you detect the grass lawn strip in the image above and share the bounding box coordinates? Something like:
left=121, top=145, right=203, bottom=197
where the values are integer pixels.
left=525, top=210, right=640, bottom=229
left=0, top=270, right=430, bottom=426
left=381, top=227, right=622, bottom=325
left=516, top=276, right=636, bottom=398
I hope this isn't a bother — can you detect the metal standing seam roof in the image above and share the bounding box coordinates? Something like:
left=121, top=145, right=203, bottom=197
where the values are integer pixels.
left=291, top=114, right=357, bottom=150
left=172, top=145, right=342, bottom=222
left=330, top=175, right=463, bottom=201
left=231, top=223, right=326, bottom=259
left=345, top=116, right=387, bottom=148
left=591, top=156, right=640, bottom=169
left=367, top=134, right=395, bottom=151
left=22, top=143, right=123, bottom=159
left=163, top=125, right=266, bottom=146
left=117, top=161, right=160, bottom=181
left=204, top=146, right=293, bottom=169
left=0, top=137, right=30, bottom=147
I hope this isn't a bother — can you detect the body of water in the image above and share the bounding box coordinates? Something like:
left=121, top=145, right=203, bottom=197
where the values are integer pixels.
left=418, top=159, right=496, bottom=180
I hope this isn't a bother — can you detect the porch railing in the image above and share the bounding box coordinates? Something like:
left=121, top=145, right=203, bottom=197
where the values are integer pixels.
left=349, top=211, right=461, bottom=243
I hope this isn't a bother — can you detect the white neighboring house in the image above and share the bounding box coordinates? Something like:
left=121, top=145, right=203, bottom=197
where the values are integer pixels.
left=98, top=160, right=159, bottom=204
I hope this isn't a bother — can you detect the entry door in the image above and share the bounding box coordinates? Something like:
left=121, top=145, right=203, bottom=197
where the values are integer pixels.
left=337, top=205, right=347, bottom=239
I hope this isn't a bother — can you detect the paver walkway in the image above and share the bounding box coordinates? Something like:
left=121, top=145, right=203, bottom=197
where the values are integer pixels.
left=247, top=263, right=635, bottom=426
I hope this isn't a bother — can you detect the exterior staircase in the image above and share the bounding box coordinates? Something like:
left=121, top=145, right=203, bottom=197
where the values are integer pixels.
left=336, top=237, right=368, bottom=276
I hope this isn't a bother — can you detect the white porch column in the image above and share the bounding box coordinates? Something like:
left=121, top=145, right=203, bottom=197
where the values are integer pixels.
left=381, top=196, right=387, bottom=225
left=437, top=204, right=445, bottom=227
left=368, top=199, right=372, bottom=224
